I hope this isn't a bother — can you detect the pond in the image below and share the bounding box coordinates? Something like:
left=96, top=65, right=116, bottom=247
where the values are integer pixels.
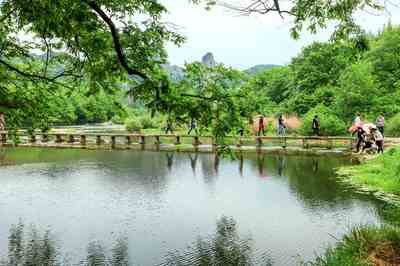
left=0, top=148, right=382, bottom=265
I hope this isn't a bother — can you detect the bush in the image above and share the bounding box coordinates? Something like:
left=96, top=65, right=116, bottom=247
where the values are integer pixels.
left=300, top=105, right=346, bottom=136
left=139, top=115, right=157, bottom=129
left=125, top=118, right=142, bottom=132
left=111, top=115, right=125, bottom=124
left=386, top=113, right=400, bottom=137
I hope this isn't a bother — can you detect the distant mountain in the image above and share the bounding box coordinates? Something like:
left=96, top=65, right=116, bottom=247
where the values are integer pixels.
left=163, top=53, right=280, bottom=81
left=162, top=64, right=185, bottom=82
left=201, top=52, right=217, bottom=67
left=245, top=64, right=280, bottom=75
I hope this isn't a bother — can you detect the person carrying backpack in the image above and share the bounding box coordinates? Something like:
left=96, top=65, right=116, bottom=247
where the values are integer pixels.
left=312, top=115, right=320, bottom=136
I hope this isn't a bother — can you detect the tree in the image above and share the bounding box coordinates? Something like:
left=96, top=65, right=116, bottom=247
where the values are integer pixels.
left=218, top=0, right=385, bottom=39
left=0, top=0, right=183, bottom=129
left=244, top=66, right=293, bottom=104
left=335, top=62, right=379, bottom=121
left=366, top=26, right=400, bottom=92
left=300, top=104, right=346, bottom=136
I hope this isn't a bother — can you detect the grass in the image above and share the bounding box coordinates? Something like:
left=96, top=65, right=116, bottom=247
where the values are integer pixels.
left=337, top=147, right=400, bottom=195
left=308, top=225, right=400, bottom=266
left=307, top=147, right=400, bottom=266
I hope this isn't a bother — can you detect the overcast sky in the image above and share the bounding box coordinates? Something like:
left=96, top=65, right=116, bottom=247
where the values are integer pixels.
left=162, top=1, right=400, bottom=69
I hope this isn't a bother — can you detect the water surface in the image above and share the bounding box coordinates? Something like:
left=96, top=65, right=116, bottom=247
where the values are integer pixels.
left=0, top=148, right=381, bottom=265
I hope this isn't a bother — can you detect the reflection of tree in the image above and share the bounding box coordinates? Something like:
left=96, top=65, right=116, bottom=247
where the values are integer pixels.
left=282, top=157, right=368, bottom=209
left=162, top=216, right=272, bottom=266
left=246, top=154, right=374, bottom=210
left=1, top=222, right=129, bottom=266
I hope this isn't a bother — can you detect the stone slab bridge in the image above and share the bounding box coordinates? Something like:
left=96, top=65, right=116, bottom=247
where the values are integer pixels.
left=0, top=130, right=365, bottom=156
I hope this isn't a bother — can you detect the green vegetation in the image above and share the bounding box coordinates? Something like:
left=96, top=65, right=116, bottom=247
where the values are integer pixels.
left=337, top=147, right=400, bottom=195
left=309, top=148, right=400, bottom=266
left=1, top=0, right=397, bottom=141
left=387, top=113, right=400, bottom=137
left=309, top=225, right=400, bottom=266
left=300, top=105, right=346, bottom=136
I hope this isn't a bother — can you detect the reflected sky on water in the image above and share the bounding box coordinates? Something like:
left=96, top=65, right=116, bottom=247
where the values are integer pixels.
left=0, top=148, right=382, bottom=265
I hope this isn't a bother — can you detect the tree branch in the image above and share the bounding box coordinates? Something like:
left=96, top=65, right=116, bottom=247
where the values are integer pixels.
left=0, top=7, right=16, bottom=23
left=0, top=58, right=74, bottom=89
left=220, top=0, right=294, bottom=16
left=81, top=0, right=149, bottom=81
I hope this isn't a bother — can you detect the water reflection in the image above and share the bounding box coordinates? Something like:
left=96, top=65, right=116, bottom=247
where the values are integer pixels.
left=161, top=216, right=272, bottom=266
left=0, top=148, right=382, bottom=265
left=1, top=222, right=130, bottom=266
left=1, top=218, right=271, bottom=266
left=166, top=153, right=174, bottom=172
left=238, top=153, right=244, bottom=177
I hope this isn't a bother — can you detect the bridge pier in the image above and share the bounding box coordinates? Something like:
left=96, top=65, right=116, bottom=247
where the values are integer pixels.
left=111, top=136, right=116, bottom=148
left=80, top=135, right=86, bottom=146
left=68, top=135, right=75, bottom=144
left=96, top=135, right=102, bottom=145
left=55, top=134, right=63, bottom=143
left=41, top=134, right=49, bottom=143
left=1, top=133, right=6, bottom=144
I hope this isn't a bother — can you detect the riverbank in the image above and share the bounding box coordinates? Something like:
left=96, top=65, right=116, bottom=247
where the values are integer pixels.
left=337, top=147, right=400, bottom=205
left=309, top=147, right=400, bottom=265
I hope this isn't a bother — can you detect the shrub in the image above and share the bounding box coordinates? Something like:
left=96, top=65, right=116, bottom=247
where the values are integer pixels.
left=111, top=115, right=125, bottom=125
left=139, top=115, right=157, bottom=129
left=300, top=105, right=346, bottom=136
left=124, top=118, right=142, bottom=132
left=386, top=113, right=400, bottom=137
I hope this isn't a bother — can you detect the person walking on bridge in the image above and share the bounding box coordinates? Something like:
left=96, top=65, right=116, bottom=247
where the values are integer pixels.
left=165, top=117, right=174, bottom=134
left=312, top=115, right=320, bottom=136
left=187, top=118, right=198, bottom=135
left=257, top=115, right=265, bottom=136
left=277, top=115, right=286, bottom=136
left=376, top=113, right=385, bottom=135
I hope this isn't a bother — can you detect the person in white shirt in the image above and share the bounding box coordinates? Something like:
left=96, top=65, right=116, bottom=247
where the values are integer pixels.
left=372, top=127, right=384, bottom=153
left=354, top=113, right=362, bottom=125
left=375, top=113, right=385, bottom=135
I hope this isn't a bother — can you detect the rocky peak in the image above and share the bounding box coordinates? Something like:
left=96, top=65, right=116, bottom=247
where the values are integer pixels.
left=201, top=52, right=216, bottom=67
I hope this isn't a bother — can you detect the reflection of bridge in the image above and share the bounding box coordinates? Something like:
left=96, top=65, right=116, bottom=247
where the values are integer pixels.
left=0, top=130, right=359, bottom=154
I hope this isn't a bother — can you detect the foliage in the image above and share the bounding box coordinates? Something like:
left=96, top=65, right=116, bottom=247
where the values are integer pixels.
left=0, top=0, right=183, bottom=130
left=366, top=25, right=400, bottom=92
left=337, top=147, right=400, bottom=195
left=335, top=62, right=379, bottom=122
left=244, top=66, right=292, bottom=105
left=202, top=0, right=385, bottom=39
left=386, top=113, right=400, bottom=137
left=309, top=225, right=400, bottom=266
left=299, top=105, right=346, bottom=136
left=125, top=117, right=143, bottom=133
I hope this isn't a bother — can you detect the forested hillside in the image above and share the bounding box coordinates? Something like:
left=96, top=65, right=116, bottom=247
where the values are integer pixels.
left=2, top=25, right=400, bottom=137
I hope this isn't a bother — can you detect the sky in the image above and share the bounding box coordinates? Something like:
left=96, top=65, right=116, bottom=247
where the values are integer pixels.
left=162, top=1, right=400, bottom=69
